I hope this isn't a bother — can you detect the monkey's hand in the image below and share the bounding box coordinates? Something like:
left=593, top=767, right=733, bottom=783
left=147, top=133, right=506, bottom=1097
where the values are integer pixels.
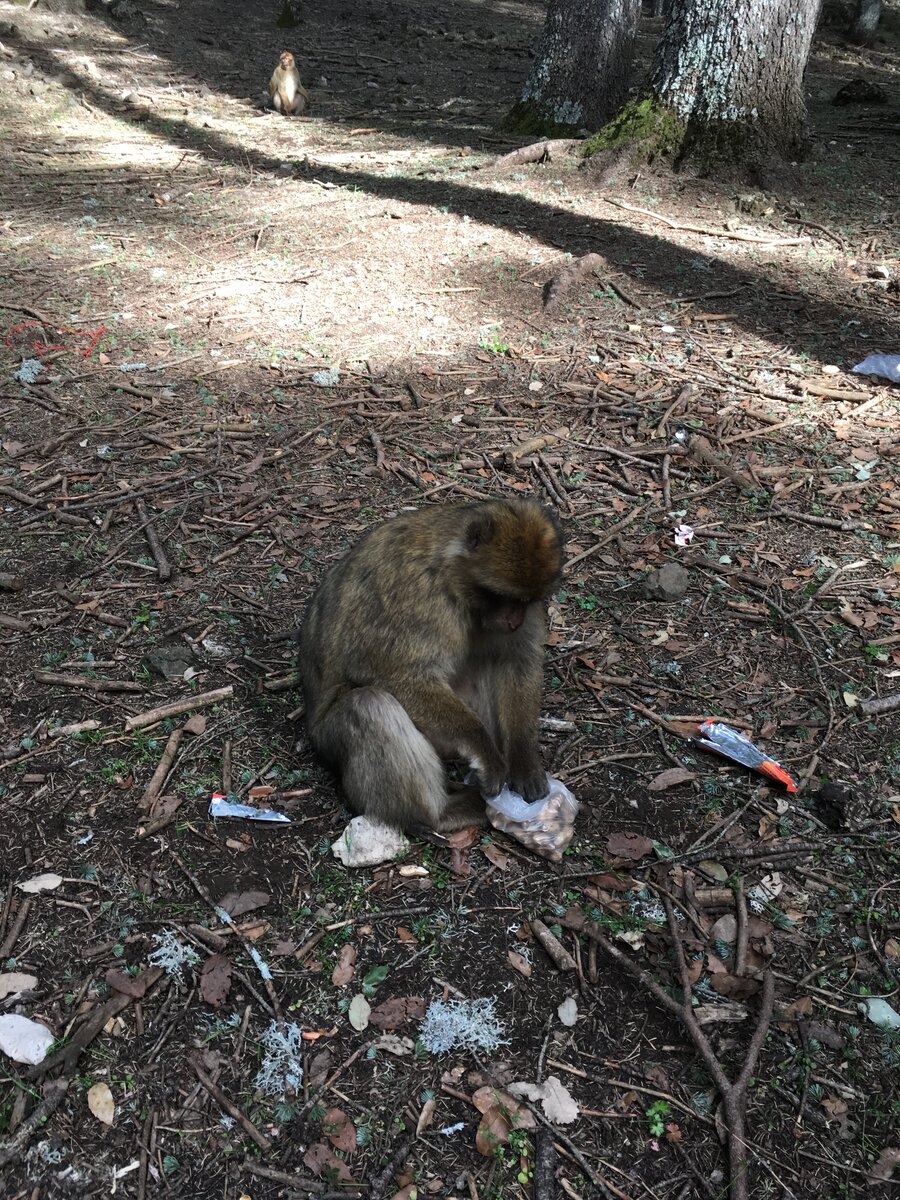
left=473, top=752, right=506, bottom=801
left=508, top=759, right=549, bottom=803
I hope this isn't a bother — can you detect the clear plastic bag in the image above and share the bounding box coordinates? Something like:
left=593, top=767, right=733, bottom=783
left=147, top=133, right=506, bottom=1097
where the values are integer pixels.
left=486, top=776, right=579, bottom=862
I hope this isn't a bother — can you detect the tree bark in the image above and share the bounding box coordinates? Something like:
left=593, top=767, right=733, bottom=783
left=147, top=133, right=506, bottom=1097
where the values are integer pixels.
left=848, top=0, right=880, bottom=44
left=650, top=0, right=821, bottom=165
left=506, top=0, right=641, bottom=136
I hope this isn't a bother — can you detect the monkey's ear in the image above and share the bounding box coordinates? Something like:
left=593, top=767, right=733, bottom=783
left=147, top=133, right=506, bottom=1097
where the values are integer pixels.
left=465, top=513, right=495, bottom=552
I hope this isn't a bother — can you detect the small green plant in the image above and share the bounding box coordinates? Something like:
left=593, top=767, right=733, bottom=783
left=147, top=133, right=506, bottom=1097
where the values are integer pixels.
left=646, top=1100, right=671, bottom=1137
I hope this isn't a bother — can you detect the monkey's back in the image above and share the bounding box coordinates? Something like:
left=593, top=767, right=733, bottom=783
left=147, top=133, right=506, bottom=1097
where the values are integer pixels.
left=298, top=507, right=470, bottom=724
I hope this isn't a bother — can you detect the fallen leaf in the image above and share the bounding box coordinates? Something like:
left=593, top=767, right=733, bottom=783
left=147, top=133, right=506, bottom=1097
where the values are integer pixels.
left=709, top=915, right=737, bottom=944
left=509, top=1076, right=578, bottom=1124
left=0, top=972, right=38, bottom=1000
left=183, top=714, right=206, bottom=735
left=200, top=954, right=233, bottom=1009
left=557, top=996, right=578, bottom=1027
left=482, top=844, right=510, bottom=870
left=18, top=872, right=63, bottom=894
left=648, top=767, right=697, bottom=791
left=0, top=1014, right=54, bottom=1064
left=331, top=944, right=357, bottom=987
left=445, top=827, right=478, bottom=849
left=867, top=1147, right=900, bottom=1185
left=777, top=995, right=813, bottom=1032
left=476, top=1105, right=511, bottom=1157
left=322, top=1107, right=357, bottom=1154
left=218, top=889, right=270, bottom=918
left=303, top=1142, right=351, bottom=1182
left=508, top=950, right=532, bottom=977
left=697, top=860, right=729, bottom=882
left=709, top=974, right=761, bottom=1000
left=396, top=927, right=417, bottom=943
left=87, top=1081, right=116, bottom=1126
left=606, top=831, right=653, bottom=861
left=472, top=1087, right=534, bottom=1127
left=449, top=848, right=471, bottom=877
left=368, top=997, right=426, bottom=1029
left=105, top=969, right=149, bottom=998
left=416, top=1098, right=435, bottom=1136
left=348, top=994, right=371, bottom=1031
left=373, top=1033, right=414, bottom=1056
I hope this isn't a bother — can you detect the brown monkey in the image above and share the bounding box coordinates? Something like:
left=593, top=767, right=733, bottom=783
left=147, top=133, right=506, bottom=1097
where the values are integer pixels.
left=298, top=499, right=563, bottom=834
left=269, top=51, right=309, bottom=116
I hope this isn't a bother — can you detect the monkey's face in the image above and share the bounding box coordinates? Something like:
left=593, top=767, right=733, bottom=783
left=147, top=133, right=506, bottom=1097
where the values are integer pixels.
left=475, top=589, right=529, bottom=634
left=279, top=52, right=296, bottom=69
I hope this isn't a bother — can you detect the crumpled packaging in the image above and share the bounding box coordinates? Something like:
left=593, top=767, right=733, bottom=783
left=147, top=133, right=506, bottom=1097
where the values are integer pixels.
left=486, top=776, right=579, bottom=862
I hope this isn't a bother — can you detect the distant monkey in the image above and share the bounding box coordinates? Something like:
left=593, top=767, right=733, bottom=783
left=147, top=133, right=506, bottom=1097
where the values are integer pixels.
left=269, top=51, right=309, bottom=115
left=298, top=499, right=563, bottom=834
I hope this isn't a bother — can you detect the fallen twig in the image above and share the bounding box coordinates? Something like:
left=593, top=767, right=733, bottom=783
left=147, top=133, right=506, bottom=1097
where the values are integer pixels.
left=125, top=685, right=234, bottom=731
left=543, top=253, right=605, bottom=312
left=33, top=670, right=144, bottom=693
left=136, top=498, right=172, bottom=582
left=859, top=691, right=900, bottom=717
left=32, top=967, right=164, bottom=1078
left=485, top=138, right=578, bottom=170
left=558, top=904, right=775, bottom=1200
left=529, top=918, right=578, bottom=973
left=191, top=1056, right=271, bottom=1152
left=0, top=1079, right=69, bottom=1169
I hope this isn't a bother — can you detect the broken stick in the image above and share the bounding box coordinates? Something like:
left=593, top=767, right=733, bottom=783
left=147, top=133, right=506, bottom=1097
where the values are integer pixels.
left=34, top=670, right=144, bottom=693
left=136, top=498, right=172, bottom=582
left=125, top=685, right=234, bottom=731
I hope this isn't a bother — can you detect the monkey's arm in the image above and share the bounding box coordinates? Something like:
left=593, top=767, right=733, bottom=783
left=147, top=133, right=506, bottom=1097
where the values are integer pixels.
left=493, top=630, right=548, bottom=801
left=387, top=677, right=506, bottom=798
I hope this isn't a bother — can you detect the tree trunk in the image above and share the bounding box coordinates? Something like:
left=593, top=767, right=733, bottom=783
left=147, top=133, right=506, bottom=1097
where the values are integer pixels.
left=506, top=0, right=641, bottom=136
left=650, top=0, right=821, bottom=165
left=848, top=0, right=880, bottom=44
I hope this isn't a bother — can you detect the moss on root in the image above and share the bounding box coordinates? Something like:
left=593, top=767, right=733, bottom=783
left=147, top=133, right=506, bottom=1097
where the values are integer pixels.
left=581, top=97, right=683, bottom=162
left=582, top=96, right=808, bottom=177
left=503, top=99, right=581, bottom=139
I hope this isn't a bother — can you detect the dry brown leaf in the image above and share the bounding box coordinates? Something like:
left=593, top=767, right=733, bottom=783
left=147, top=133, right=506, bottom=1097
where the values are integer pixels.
left=322, top=1107, right=357, bottom=1154
left=200, top=955, right=233, bottom=1010
left=396, top=927, right=417, bottom=943
left=368, top=997, right=426, bottom=1029
left=449, top=847, right=472, bottom=877
left=105, top=969, right=149, bottom=999
left=87, top=1081, right=116, bottom=1126
left=482, top=843, right=510, bottom=870
left=709, top=974, right=761, bottom=1000
left=605, top=831, right=653, bottom=860
left=777, top=994, right=813, bottom=1031
left=476, top=1106, right=511, bottom=1157
left=218, top=889, right=270, bottom=918
left=331, top=944, right=356, bottom=987
left=445, top=827, right=478, bottom=849
left=303, top=1142, right=351, bottom=1181
left=648, top=767, right=697, bottom=791
left=507, top=950, right=532, bottom=978
left=416, top=1098, right=436, bottom=1136
left=867, top=1147, right=900, bottom=1185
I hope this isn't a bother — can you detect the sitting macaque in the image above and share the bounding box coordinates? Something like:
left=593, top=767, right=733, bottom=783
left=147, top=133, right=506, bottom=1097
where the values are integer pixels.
left=298, top=499, right=564, bottom=834
left=269, top=51, right=309, bottom=116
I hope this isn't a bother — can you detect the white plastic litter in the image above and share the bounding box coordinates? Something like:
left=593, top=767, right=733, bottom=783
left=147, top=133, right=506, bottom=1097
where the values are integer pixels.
left=859, top=997, right=900, bottom=1030
left=851, top=354, right=900, bottom=384
left=487, top=776, right=579, bottom=862
left=674, top=523, right=695, bottom=547
left=331, top=815, right=409, bottom=867
left=0, top=1014, right=55, bottom=1065
left=209, top=795, right=291, bottom=823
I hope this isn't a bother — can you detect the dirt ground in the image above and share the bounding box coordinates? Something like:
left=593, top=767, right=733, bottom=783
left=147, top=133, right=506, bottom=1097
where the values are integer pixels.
left=0, top=0, right=899, bottom=1197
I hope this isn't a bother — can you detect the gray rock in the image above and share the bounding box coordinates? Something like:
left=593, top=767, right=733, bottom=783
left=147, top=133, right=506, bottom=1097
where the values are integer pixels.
left=641, top=562, right=689, bottom=602
left=143, top=643, right=195, bottom=680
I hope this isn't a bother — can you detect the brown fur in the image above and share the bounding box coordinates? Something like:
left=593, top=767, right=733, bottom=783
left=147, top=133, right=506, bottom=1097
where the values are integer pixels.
left=298, top=499, right=563, bottom=834
left=269, top=51, right=309, bottom=116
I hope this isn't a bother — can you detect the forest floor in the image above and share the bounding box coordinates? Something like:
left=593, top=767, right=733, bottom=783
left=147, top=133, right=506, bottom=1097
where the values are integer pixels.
left=0, top=0, right=899, bottom=1197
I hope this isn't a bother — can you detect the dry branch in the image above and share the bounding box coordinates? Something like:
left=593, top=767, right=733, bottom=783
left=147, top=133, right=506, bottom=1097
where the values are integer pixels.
left=136, top=498, right=172, bottom=582
left=859, top=691, right=900, bottom=717
left=34, top=670, right=144, bottom=693
left=124, top=685, right=234, bottom=731
left=543, top=253, right=605, bottom=311
left=486, top=139, right=578, bottom=169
